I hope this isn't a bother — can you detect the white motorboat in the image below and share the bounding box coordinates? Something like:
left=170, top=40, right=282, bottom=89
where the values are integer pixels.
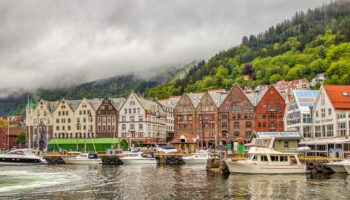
left=343, top=164, right=350, bottom=174
left=183, top=150, right=210, bottom=164
left=325, top=157, right=350, bottom=173
left=225, top=137, right=306, bottom=174
left=62, top=153, right=102, bottom=165
left=120, top=152, right=157, bottom=164
left=0, top=149, right=47, bottom=165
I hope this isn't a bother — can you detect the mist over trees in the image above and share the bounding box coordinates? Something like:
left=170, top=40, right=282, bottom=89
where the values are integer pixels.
left=147, top=1, right=350, bottom=99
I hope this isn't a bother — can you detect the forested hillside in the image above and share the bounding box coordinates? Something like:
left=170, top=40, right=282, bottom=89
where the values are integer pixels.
left=146, top=1, right=350, bottom=99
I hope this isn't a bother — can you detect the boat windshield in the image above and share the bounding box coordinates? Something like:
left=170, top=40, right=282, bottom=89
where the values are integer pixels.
left=6, top=151, right=26, bottom=155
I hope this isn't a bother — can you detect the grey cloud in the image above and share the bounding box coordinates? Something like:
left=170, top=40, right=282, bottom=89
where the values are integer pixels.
left=0, top=0, right=331, bottom=97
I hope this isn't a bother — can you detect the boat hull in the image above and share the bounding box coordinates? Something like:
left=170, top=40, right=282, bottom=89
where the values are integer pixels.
left=63, top=159, right=102, bottom=165
left=183, top=158, right=208, bottom=164
left=120, top=158, right=157, bottom=164
left=343, top=165, right=350, bottom=174
left=327, top=164, right=347, bottom=173
left=225, top=161, right=306, bottom=174
left=0, top=157, right=46, bottom=165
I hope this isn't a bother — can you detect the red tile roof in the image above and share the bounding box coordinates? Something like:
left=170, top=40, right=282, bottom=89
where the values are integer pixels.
left=323, top=85, right=350, bottom=110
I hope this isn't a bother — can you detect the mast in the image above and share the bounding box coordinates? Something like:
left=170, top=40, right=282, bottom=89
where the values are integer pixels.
left=7, top=116, right=10, bottom=151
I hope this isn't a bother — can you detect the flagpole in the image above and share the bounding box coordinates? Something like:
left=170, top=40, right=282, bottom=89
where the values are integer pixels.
left=7, top=116, right=10, bottom=151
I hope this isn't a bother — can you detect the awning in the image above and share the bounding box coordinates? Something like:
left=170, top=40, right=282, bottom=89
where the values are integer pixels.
left=299, top=138, right=350, bottom=145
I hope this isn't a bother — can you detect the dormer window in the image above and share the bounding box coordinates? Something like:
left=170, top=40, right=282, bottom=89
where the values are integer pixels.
left=130, top=101, right=135, bottom=106
left=342, top=91, right=349, bottom=96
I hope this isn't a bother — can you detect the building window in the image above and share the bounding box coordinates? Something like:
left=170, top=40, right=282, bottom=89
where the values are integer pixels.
left=321, top=108, right=325, bottom=118
left=337, top=122, right=346, bottom=137
left=130, top=101, right=135, bottom=105
left=139, top=124, right=143, bottom=130
left=56, top=119, right=59, bottom=123
left=234, top=122, right=240, bottom=129
left=133, top=108, right=136, bottom=114
left=262, top=114, right=266, bottom=119
left=68, top=126, right=71, bottom=131
left=234, top=131, right=240, bottom=137
left=269, top=113, right=275, bottom=119
left=244, top=113, right=248, bottom=119
left=316, top=111, right=319, bottom=118
left=303, top=126, right=311, bottom=138
left=124, top=109, right=127, bottom=114
left=258, top=122, right=261, bottom=128
left=279, top=122, right=283, bottom=128
left=98, top=126, right=101, bottom=131
left=246, top=121, right=252, bottom=128
left=222, top=114, right=228, bottom=119
left=326, top=125, right=333, bottom=137
left=279, top=112, right=283, bottom=119
left=56, top=126, right=59, bottom=131
left=222, top=122, right=228, bottom=129
left=130, top=116, right=135, bottom=122
left=137, top=108, right=140, bottom=114
left=122, top=124, right=126, bottom=130
left=139, top=116, right=143, bottom=121
left=258, top=114, right=261, bottom=119
left=130, top=124, right=135, bottom=130
left=237, top=114, right=241, bottom=119
left=270, top=122, right=275, bottom=129
left=315, top=126, right=321, bottom=137
left=284, top=141, right=289, bottom=148
left=328, top=108, right=332, bottom=116
left=246, top=131, right=252, bottom=138
left=122, top=116, right=126, bottom=122
left=263, top=122, right=266, bottom=127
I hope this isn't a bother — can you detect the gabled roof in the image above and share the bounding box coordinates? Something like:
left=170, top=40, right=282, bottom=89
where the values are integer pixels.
left=110, top=98, right=126, bottom=110
left=208, top=90, right=228, bottom=107
left=245, top=90, right=266, bottom=106
left=293, top=90, right=318, bottom=113
left=87, top=98, right=102, bottom=111
left=187, top=93, right=204, bottom=108
left=65, top=100, right=82, bottom=111
left=40, top=100, right=60, bottom=113
left=158, top=96, right=181, bottom=109
left=323, top=85, right=350, bottom=110
left=255, top=85, right=284, bottom=106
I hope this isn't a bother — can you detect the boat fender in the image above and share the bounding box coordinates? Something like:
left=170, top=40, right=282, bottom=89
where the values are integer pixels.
left=316, top=163, right=324, bottom=172
left=307, top=161, right=315, bottom=170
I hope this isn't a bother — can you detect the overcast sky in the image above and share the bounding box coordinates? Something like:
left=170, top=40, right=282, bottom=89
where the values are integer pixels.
left=0, top=0, right=331, bottom=97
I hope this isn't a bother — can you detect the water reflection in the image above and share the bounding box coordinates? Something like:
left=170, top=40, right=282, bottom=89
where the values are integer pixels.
left=0, top=165, right=350, bottom=200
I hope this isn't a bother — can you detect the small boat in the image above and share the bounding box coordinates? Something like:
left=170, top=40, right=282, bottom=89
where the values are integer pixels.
left=0, top=149, right=47, bottom=165
left=120, top=151, right=157, bottom=164
left=183, top=150, right=210, bottom=164
left=225, top=137, right=306, bottom=174
left=327, top=157, right=350, bottom=173
left=62, top=152, right=102, bottom=165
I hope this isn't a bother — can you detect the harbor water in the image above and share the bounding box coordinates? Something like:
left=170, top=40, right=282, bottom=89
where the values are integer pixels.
left=0, top=164, right=350, bottom=200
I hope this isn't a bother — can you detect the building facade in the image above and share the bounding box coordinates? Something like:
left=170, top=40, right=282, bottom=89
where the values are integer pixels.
left=26, top=100, right=58, bottom=150
left=301, top=85, right=350, bottom=157
left=219, top=85, right=254, bottom=144
left=158, top=96, right=180, bottom=142
left=255, top=86, right=286, bottom=132
left=96, top=97, right=124, bottom=138
left=172, top=93, right=203, bottom=150
left=118, top=92, right=167, bottom=146
left=284, top=90, right=318, bottom=138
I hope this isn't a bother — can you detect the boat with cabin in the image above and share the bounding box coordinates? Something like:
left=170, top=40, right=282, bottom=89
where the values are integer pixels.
left=0, top=149, right=47, bottom=165
left=183, top=149, right=210, bottom=164
left=225, top=137, right=306, bottom=174
left=62, top=152, right=102, bottom=165
left=120, top=151, right=157, bottom=164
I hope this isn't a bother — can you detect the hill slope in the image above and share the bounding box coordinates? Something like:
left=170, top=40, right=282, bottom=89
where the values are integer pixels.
left=146, top=1, right=350, bottom=98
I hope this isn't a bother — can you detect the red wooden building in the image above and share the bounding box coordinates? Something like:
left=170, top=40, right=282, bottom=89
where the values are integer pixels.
left=0, top=126, right=26, bottom=150
left=255, top=86, right=286, bottom=132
